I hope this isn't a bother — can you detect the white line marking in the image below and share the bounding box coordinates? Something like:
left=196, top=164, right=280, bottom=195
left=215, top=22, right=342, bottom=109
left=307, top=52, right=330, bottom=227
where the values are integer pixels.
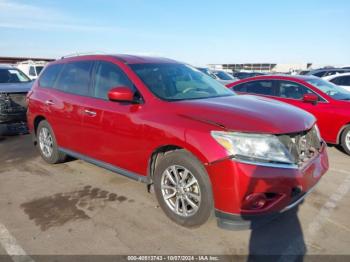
left=279, top=171, right=350, bottom=260
left=306, top=173, right=350, bottom=238
left=0, top=222, right=35, bottom=262
left=330, top=168, right=350, bottom=175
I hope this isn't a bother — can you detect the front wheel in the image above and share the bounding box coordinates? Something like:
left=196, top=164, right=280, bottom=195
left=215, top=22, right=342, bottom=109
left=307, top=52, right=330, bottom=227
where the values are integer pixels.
left=340, top=126, right=350, bottom=155
left=153, top=150, right=213, bottom=228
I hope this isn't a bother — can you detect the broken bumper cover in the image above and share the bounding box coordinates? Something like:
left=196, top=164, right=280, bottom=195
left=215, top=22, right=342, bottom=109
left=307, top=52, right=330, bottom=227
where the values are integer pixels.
left=206, top=143, right=329, bottom=230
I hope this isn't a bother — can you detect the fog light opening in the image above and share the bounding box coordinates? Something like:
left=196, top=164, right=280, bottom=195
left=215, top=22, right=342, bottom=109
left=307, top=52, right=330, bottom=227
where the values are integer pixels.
left=244, top=193, right=268, bottom=210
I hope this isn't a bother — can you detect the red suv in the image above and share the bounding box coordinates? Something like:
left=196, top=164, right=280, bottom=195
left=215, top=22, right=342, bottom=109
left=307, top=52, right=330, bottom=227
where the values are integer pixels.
left=228, top=75, right=350, bottom=155
left=27, top=55, right=329, bottom=229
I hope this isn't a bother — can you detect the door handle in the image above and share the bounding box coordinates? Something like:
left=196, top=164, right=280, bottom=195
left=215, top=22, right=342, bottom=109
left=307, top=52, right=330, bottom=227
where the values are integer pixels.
left=45, top=100, right=54, bottom=106
left=84, top=109, right=97, bottom=117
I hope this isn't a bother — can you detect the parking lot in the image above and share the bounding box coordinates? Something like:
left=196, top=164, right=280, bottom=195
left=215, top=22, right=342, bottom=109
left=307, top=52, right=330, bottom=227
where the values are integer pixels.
left=0, top=134, right=349, bottom=258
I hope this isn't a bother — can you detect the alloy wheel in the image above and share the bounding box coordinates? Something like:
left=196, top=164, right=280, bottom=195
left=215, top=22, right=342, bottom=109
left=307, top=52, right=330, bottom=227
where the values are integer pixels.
left=346, top=131, right=350, bottom=151
left=161, top=165, right=201, bottom=217
left=38, top=127, right=53, bottom=158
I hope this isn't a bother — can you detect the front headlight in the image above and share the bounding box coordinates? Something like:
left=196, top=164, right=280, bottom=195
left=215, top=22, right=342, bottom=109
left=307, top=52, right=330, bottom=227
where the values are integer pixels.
left=211, top=131, right=295, bottom=165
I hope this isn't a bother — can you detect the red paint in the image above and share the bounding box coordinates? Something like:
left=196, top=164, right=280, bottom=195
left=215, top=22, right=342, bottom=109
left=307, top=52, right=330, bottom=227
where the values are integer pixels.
left=227, top=75, right=350, bottom=145
left=27, top=55, right=329, bottom=216
left=108, top=87, right=134, bottom=102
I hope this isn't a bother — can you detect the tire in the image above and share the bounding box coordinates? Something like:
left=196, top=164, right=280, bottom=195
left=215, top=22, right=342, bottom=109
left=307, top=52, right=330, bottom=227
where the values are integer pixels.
left=36, top=120, right=67, bottom=164
left=340, top=126, right=350, bottom=155
left=153, top=149, right=213, bottom=228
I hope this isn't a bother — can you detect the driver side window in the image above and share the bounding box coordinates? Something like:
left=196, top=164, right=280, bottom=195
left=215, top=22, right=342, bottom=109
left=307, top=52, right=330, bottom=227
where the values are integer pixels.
left=276, top=81, right=313, bottom=100
left=93, top=61, right=134, bottom=99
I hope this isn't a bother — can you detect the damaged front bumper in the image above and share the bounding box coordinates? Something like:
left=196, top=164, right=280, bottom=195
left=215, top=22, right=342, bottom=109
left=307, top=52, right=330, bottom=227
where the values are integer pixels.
left=0, top=121, right=28, bottom=136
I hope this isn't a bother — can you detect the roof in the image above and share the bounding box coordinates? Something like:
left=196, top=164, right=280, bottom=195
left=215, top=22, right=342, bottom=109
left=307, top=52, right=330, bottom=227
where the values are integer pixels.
left=242, top=74, right=317, bottom=81
left=323, top=72, right=350, bottom=80
left=226, top=74, right=319, bottom=87
left=308, top=68, right=350, bottom=74
left=57, top=54, right=179, bottom=65
left=112, top=54, right=179, bottom=64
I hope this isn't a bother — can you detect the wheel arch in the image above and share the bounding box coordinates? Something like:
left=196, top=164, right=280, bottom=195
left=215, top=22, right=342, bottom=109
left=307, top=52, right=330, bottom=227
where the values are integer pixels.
left=337, top=123, right=350, bottom=144
left=147, top=144, right=207, bottom=181
left=32, top=115, right=47, bottom=145
left=33, top=115, right=46, bottom=134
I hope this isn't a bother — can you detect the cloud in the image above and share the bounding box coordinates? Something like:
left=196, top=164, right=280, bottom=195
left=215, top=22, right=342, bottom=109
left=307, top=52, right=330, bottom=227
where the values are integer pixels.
left=0, top=0, right=121, bottom=33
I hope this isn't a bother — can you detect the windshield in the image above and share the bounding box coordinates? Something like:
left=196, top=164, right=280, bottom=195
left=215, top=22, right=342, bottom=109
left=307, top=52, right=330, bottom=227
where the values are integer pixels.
left=306, top=78, right=350, bottom=100
left=197, top=68, right=214, bottom=77
left=0, top=68, right=31, bottom=83
left=214, top=71, right=234, bottom=80
left=130, top=63, right=234, bottom=101
left=36, top=66, right=44, bottom=75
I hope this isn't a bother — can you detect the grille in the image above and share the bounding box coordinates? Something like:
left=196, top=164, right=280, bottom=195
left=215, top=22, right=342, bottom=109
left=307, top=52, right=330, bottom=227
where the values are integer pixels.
left=278, top=125, right=322, bottom=166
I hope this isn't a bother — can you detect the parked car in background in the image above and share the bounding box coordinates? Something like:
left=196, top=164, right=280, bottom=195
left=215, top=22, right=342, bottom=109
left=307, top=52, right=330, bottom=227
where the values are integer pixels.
left=228, top=75, right=350, bottom=155
left=196, top=67, right=237, bottom=85
left=17, top=60, right=47, bottom=80
left=27, top=54, right=328, bottom=229
left=306, top=68, right=350, bottom=78
left=232, top=71, right=265, bottom=79
left=211, top=70, right=238, bottom=85
left=297, top=70, right=311, bottom=75
left=323, top=73, right=350, bottom=92
left=196, top=67, right=216, bottom=78
left=0, top=65, right=32, bottom=135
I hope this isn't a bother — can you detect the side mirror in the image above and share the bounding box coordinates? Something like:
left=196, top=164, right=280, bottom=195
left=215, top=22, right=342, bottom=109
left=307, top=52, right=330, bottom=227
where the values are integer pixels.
left=303, top=93, right=318, bottom=104
left=108, top=86, right=134, bottom=102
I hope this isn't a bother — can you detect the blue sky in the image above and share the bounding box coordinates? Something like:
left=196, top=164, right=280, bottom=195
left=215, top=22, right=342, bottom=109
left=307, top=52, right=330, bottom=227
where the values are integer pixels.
left=0, top=0, right=349, bottom=66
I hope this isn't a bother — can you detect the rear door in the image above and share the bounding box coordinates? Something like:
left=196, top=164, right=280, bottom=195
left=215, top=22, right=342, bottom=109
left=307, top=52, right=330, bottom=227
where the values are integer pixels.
left=47, top=60, right=94, bottom=153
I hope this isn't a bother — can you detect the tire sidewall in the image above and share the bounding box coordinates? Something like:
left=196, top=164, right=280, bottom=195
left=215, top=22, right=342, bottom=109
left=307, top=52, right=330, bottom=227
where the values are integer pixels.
left=153, top=150, right=213, bottom=228
left=36, top=120, right=61, bottom=164
left=341, top=126, right=350, bottom=155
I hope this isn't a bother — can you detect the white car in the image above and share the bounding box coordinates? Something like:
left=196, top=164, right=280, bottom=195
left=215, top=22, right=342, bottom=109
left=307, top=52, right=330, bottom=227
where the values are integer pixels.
left=323, top=73, right=350, bottom=92
left=16, top=60, right=47, bottom=80
left=211, top=70, right=238, bottom=85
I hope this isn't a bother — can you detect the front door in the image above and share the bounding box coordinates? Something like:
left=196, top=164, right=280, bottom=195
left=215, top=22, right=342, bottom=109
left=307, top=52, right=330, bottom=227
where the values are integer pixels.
left=274, top=80, right=334, bottom=141
left=79, top=60, right=146, bottom=174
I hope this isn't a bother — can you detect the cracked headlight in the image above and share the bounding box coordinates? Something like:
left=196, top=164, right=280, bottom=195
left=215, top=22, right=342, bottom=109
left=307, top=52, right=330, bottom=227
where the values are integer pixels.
left=211, top=131, right=295, bottom=165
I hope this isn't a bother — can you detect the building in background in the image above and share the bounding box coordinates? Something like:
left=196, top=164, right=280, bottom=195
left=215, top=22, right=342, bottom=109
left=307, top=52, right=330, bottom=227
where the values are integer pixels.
left=0, top=56, right=54, bottom=65
left=208, top=63, right=313, bottom=74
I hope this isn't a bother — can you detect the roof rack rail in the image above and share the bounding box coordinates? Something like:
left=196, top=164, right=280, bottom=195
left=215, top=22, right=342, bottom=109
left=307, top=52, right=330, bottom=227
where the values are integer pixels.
left=60, top=51, right=107, bottom=59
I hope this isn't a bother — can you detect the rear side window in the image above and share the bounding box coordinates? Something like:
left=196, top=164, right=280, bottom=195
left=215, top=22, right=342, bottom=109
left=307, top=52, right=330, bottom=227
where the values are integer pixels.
left=234, top=81, right=274, bottom=96
left=39, top=64, right=63, bottom=88
left=55, top=61, right=93, bottom=96
left=93, top=61, right=134, bottom=99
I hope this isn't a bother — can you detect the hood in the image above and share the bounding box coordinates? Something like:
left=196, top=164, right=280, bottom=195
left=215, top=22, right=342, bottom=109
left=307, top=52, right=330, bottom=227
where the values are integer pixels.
left=0, top=82, right=32, bottom=93
left=177, top=95, right=315, bottom=134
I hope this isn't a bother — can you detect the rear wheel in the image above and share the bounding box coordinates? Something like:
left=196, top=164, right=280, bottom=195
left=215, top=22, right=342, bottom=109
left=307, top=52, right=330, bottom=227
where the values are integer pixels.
left=340, top=126, right=350, bottom=155
left=153, top=150, right=213, bottom=228
left=37, top=120, right=67, bottom=164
